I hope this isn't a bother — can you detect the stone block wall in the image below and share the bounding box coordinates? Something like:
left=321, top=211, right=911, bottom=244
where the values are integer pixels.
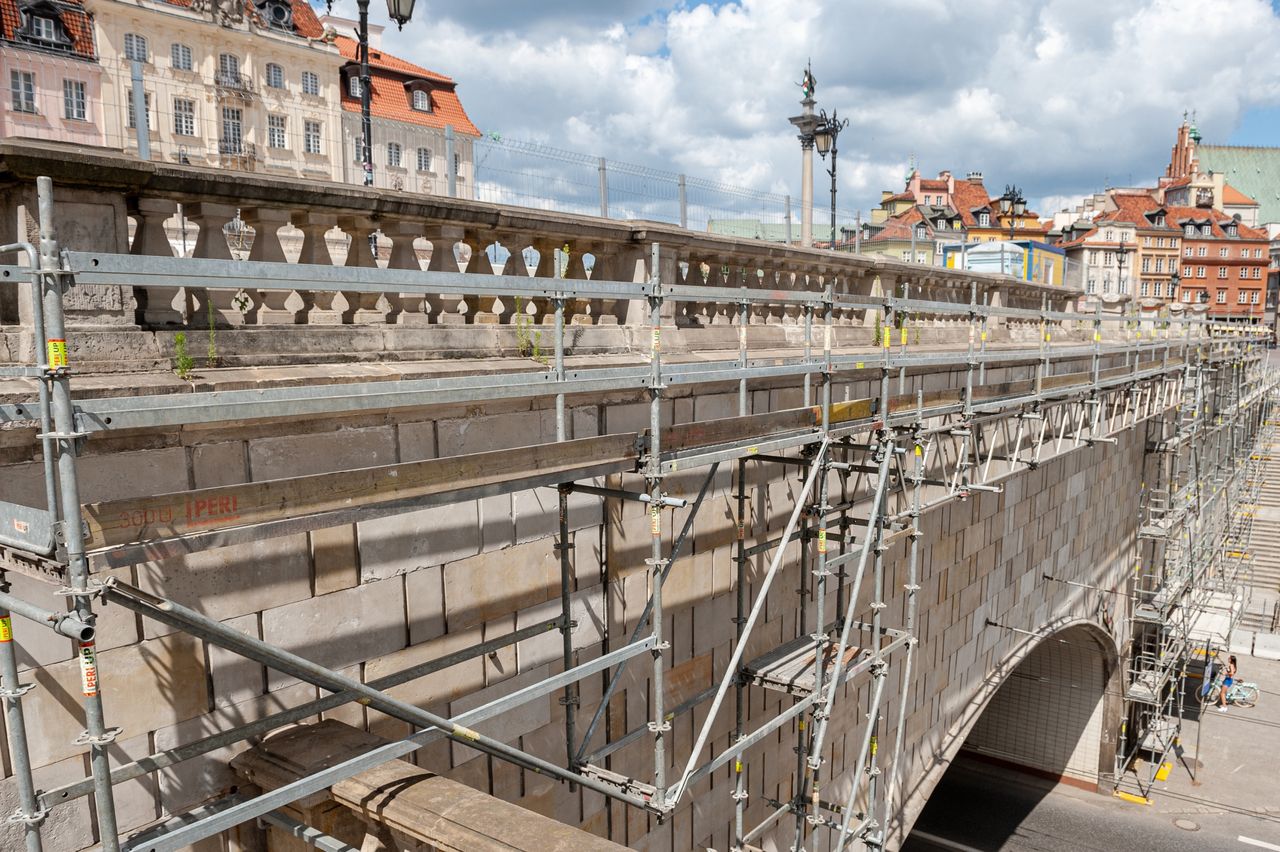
left=0, top=352, right=1148, bottom=851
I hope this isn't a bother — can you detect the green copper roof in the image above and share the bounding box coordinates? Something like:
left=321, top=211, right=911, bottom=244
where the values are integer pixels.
left=1197, top=144, right=1280, bottom=225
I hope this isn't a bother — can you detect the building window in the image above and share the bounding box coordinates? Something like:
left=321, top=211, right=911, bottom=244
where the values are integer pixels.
left=218, top=53, right=240, bottom=84
left=124, top=32, right=148, bottom=62
left=62, top=79, right=85, bottom=120
left=265, top=63, right=284, bottom=90
left=171, top=43, right=192, bottom=71
left=1154, top=281, right=1164, bottom=297
left=348, top=76, right=362, bottom=98
left=978, top=212, right=990, bottom=227
left=1140, top=281, right=1149, bottom=297
left=302, top=71, right=319, bottom=96
left=1201, top=224, right=1211, bottom=236
left=126, top=91, right=151, bottom=129
left=1253, top=266, right=1262, bottom=279
left=268, top=114, right=286, bottom=149
left=1182, top=290, right=1192, bottom=303
left=1252, top=290, right=1259, bottom=304
left=915, top=226, right=927, bottom=240
left=1086, top=278, right=1096, bottom=295
left=1216, top=289, right=1226, bottom=303
left=387, top=142, right=402, bottom=167
left=453, top=151, right=461, bottom=176
left=30, top=15, right=56, bottom=41
left=173, top=98, right=195, bottom=136
left=1184, top=224, right=1195, bottom=237
left=1197, top=266, right=1206, bottom=278
left=10, top=69, right=36, bottom=114
left=1143, top=237, right=1151, bottom=247
left=1104, top=229, right=1114, bottom=242
left=1226, top=225, right=1237, bottom=237
left=1141, top=257, right=1151, bottom=273
left=412, top=89, right=430, bottom=111
left=1219, top=247, right=1228, bottom=258
left=220, top=106, right=243, bottom=153
left=1238, top=290, right=1248, bottom=304
left=1183, top=246, right=1193, bottom=257
left=1254, top=248, right=1263, bottom=259
left=1217, top=267, right=1227, bottom=279
left=1196, top=246, right=1206, bottom=257
left=304, top=120, right=322, bottom=155
left=1155, top=257, right=1164, bottom=273
left=416, top=147, right=431, bottom=171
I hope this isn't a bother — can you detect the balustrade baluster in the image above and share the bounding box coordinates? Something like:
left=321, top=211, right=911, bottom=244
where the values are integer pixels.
left=130, top=197, right=183, bottom=326
left=426, top=226, right=464, bottom=324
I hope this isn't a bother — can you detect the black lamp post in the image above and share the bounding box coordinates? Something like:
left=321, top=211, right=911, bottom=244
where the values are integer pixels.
left=813, top=109, right=848, bottom=250
left=327, top=0, right=417, bottom=187
left=1115, top=238, right=1131, bottom=299
left=997, top=185, right=1026, bottom=241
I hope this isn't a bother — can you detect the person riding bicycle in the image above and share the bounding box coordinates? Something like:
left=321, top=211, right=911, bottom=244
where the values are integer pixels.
left=1218, top=655, right=1237, bottom=712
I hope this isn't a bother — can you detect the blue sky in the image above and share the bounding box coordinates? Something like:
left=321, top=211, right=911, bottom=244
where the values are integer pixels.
left=337, top=0, right=1280, bottom=217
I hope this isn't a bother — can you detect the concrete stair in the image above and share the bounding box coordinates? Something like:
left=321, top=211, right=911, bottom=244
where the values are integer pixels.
left=1239, top=427, right=1280, bottom=634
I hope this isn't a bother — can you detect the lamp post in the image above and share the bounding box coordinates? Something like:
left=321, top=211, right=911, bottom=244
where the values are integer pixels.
left=813, top=109, right=848, bottom=250
left=327, top=0, right=416, bottom=187
left=1115, top=238, right=1132, bottom=301
left=997, top=185, right=1026, bottom=278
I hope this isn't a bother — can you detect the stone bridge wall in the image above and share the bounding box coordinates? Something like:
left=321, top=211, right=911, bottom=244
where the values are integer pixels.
left=0, top=352, right=1142, bottom=851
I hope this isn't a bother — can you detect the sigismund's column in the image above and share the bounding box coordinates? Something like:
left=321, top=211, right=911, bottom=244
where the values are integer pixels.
left=789, top=64, right=819, bottom=248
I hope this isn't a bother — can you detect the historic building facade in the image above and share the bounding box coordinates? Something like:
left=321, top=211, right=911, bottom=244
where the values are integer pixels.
left=1, top=0, right=105, bottom=146
left=325, top=18, right=480, bottom=195
left=84, top=0, right=344, bottom=179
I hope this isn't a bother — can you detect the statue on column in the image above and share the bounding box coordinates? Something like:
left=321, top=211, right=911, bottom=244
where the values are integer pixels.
left=799, top=62, right=816, bottom=100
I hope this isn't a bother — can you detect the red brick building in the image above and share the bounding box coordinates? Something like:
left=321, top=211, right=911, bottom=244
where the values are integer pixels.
left=1169, top=207, right=1269, bottom=320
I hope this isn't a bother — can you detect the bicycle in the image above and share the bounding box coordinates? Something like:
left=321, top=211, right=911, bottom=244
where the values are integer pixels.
left=1224, top=680, right=1259, bottom=708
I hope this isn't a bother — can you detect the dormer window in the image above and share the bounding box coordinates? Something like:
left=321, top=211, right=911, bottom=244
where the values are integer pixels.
left=1226, top=224, right=1238, bottom=237
left=1201, top=224, right=1211, bottom=236
left=1154, top=214, right=1165, bottom=226
left=19, top=6, right=74, bottom=51
left=915, top=225, right=927, bottom=240
left=30, top=15, right=55, bottom=40
left=348, top=75, right=362, bottom=98
left=412, top=89, right=431, bottom=111
left=978, top=212, right=990, bottom=227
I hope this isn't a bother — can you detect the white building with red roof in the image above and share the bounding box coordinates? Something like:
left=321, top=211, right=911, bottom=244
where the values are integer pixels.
left=85, top=0, right=345, bottom=179
left=322, top=15, right=480, bottom=195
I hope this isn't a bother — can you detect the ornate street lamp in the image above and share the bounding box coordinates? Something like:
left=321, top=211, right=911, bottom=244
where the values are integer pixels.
left=998, top=185, right=1026, bottom=240
left=326, top=0, right=417, bottom=186
left=813, top=108, right=848, bottom=250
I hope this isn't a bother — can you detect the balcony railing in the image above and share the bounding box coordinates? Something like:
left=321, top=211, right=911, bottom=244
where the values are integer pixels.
left=215, top=71, right=254, bottom=94
left=217, top=139, right=255, bottom=158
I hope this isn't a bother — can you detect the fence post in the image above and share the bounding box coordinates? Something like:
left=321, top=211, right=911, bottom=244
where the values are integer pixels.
left=678, top=173, right=688, bottom=229
left=598, top=157, right=609, bottom=218
left=445, top=125, right=456, bottom=197
left=130, top=60, right=150, bottom=161
left=785, top=194, right=793, bottom=246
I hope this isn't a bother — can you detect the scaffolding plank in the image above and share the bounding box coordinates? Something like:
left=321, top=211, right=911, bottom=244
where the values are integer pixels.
left=82, top=433, right=640, bottom=550
left=0, top=500, right=56, bottom=555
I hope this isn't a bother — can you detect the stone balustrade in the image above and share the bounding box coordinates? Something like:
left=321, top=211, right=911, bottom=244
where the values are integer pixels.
left=0, top=139, right=1080, bottom=339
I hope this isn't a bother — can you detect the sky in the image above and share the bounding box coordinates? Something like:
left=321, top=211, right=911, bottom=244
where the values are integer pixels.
left=330, top=0, right=1280, bottom=219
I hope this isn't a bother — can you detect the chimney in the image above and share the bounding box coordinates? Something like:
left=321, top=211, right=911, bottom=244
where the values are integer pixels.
left=966, top=171, right=983, bottom=184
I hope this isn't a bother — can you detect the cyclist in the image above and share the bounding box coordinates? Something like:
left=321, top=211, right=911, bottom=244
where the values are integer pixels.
left=1218, top=655, right=1237, bottom=712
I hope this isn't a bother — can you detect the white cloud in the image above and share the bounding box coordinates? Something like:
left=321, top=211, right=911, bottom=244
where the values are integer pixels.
left=348, top=0, right=1280, bottom=220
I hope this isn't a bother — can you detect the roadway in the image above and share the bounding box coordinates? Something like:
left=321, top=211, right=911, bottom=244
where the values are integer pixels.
left=903, top=653, right=1280, bottom=851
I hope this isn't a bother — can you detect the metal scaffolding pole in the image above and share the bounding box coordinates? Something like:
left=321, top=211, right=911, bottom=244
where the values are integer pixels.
left=37, top=176, right=123, bottom=852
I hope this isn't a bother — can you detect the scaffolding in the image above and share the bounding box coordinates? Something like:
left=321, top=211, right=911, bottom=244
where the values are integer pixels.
left=1117, top=339, right=1272, bottom=799
left=0, top=177, right=1274, bottom=852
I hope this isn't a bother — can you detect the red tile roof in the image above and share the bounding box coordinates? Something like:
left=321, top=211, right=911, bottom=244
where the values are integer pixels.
left=918, top=179, right=948, bottom=191
left=1097, top=193, right=1178, bottom=230
left=949, top=178, right=993, bottom=227
left=334, top=35, right=479, bottom=136
left=1, top=0, right=96, bottom=60
left=1222, top=183, right=1258, bottom=206
left=1165, top=205, right=1268, bottom=240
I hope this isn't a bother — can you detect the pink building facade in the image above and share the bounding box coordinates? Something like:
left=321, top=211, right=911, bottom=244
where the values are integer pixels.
left=1, top=0, right=105, bottom=147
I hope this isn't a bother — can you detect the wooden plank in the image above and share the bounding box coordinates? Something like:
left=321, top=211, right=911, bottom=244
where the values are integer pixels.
left=82, top=433, right=640, bottom=550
